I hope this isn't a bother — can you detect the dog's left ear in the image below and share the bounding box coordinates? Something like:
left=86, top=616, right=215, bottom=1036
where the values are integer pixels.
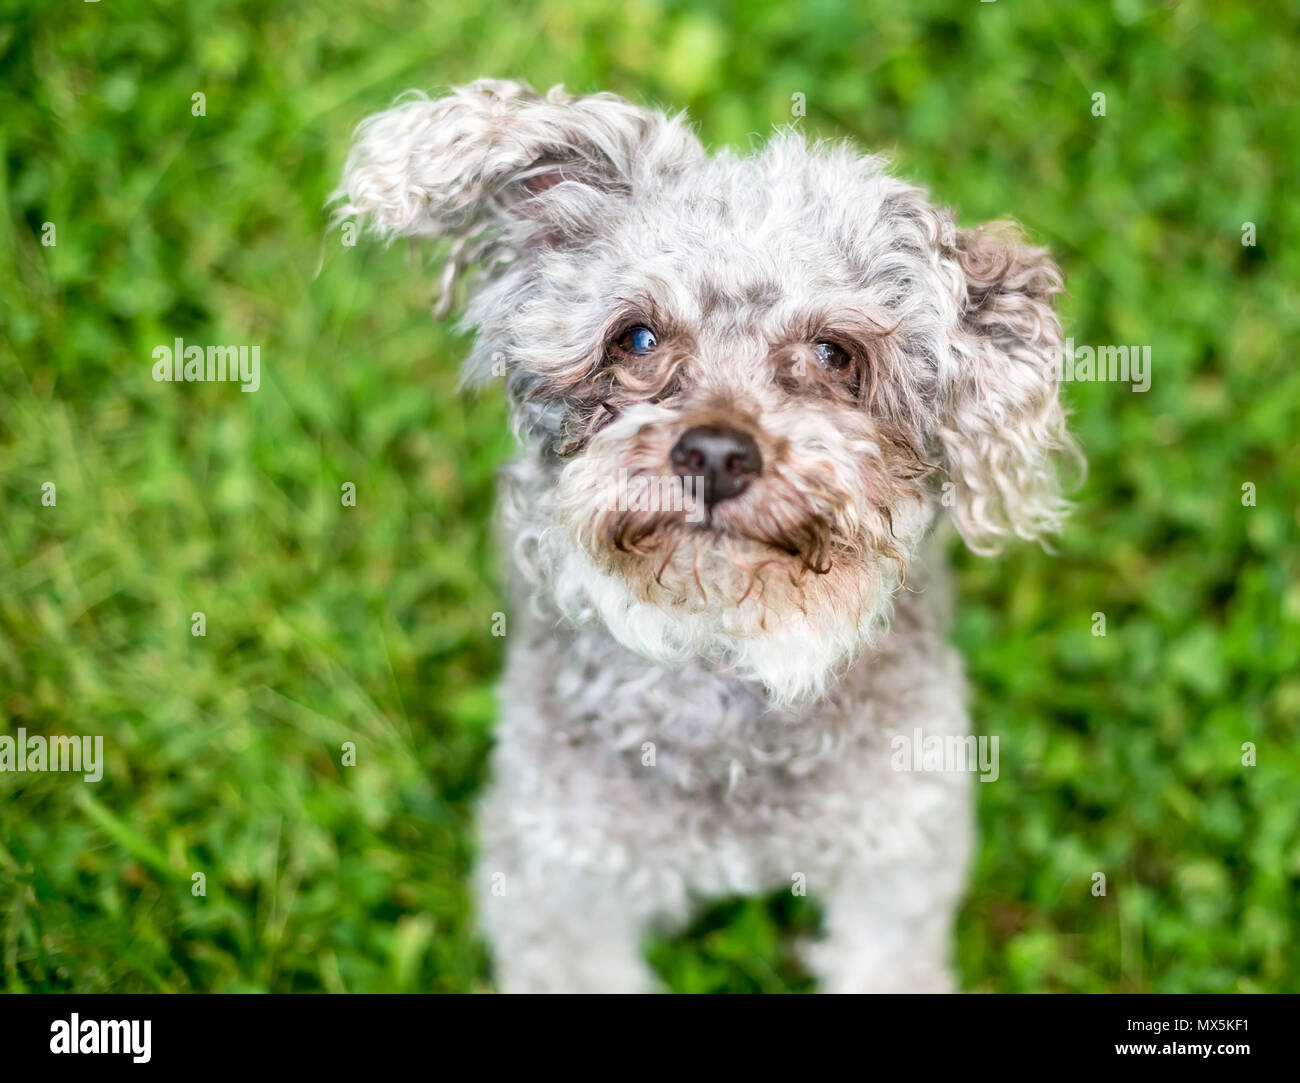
left=933, top=218, right=1079, bottom=555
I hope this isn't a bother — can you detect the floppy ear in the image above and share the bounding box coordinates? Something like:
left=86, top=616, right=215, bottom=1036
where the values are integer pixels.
left=935, top=220, right=1079, bottom=554
left=335, top=79, right=701, bottom=312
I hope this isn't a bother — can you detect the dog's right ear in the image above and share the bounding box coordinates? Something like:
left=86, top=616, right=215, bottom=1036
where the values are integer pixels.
left=336, top=80, right=700, bottom=296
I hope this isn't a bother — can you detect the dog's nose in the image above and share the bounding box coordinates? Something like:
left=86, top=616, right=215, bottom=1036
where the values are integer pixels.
left=669, top=425, right=762, bottom=507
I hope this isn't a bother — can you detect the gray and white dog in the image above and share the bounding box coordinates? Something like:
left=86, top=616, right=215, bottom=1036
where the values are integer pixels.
left=339, top=80, right=1077, bottom=993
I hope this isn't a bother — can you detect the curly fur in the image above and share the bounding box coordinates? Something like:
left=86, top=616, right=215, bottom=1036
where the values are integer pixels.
left=337, top=79, right=1078, bottom=992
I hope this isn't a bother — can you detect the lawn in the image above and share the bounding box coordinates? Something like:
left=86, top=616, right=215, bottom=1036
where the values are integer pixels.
left=1, top=0, right=1297, bottom=992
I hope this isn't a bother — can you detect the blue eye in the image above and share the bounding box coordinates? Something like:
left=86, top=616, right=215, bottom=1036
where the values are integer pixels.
left=617, top=325, right=659, bottom=355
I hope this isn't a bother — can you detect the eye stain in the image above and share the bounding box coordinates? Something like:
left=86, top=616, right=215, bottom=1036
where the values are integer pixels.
left=773, top=344, right=820, bottom=393
left=786, top=344, right=814, bottom=382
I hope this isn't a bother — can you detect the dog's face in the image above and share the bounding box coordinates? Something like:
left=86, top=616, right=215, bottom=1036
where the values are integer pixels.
left=340, top=80, right=1076, bottom=702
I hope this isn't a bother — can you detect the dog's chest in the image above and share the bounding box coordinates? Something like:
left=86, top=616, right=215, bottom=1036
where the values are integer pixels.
left=492, top=592, right=969, bottom=895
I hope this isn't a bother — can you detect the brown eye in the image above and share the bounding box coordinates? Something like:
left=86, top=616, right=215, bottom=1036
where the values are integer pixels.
left=813, top=341, right=851, bottom=371
left=616, top=325, right=659, bottom=355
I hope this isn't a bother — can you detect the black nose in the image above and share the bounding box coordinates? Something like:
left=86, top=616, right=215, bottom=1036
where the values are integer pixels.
left=669, top=425, right=762, bottom=507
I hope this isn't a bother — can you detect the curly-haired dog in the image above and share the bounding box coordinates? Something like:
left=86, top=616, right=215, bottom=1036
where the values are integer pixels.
left=338, top=80, right=1077, bottom=992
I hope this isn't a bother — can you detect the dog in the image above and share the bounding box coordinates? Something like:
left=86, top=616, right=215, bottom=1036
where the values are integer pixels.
left=338, top=79, right=1077, bottom=992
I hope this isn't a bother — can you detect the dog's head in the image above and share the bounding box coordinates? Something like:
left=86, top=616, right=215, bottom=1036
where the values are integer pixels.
left=339, top=80, right=1077, bottom=702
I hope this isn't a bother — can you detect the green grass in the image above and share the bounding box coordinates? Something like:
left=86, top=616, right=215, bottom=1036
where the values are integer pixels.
left=2, top=0, right=1298, bottom=992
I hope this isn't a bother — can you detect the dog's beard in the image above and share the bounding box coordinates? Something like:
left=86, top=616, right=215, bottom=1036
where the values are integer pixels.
left=547, top=404, right=932, bottom=704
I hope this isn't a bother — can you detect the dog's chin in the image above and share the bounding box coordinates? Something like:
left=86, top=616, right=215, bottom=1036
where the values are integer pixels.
left=611, top=519, right=847, bottom=608
left=543, top=519, right=904, bottom=706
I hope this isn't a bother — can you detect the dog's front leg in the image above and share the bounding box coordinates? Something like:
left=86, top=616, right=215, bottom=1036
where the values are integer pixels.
left=804, top=853, right=968, bottom=993
left=475, top=842, right=662, bottom=994
left=803, top=772, right=973, bottom=996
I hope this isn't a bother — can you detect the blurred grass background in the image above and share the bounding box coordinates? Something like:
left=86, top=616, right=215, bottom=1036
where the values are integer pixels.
left=1, top=0, right=1298, bottom=992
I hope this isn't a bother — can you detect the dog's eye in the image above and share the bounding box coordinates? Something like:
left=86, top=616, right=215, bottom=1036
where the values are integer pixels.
left=813, top=341, right=851, bottom=372
left=616, top=325, right=659, bottom=355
